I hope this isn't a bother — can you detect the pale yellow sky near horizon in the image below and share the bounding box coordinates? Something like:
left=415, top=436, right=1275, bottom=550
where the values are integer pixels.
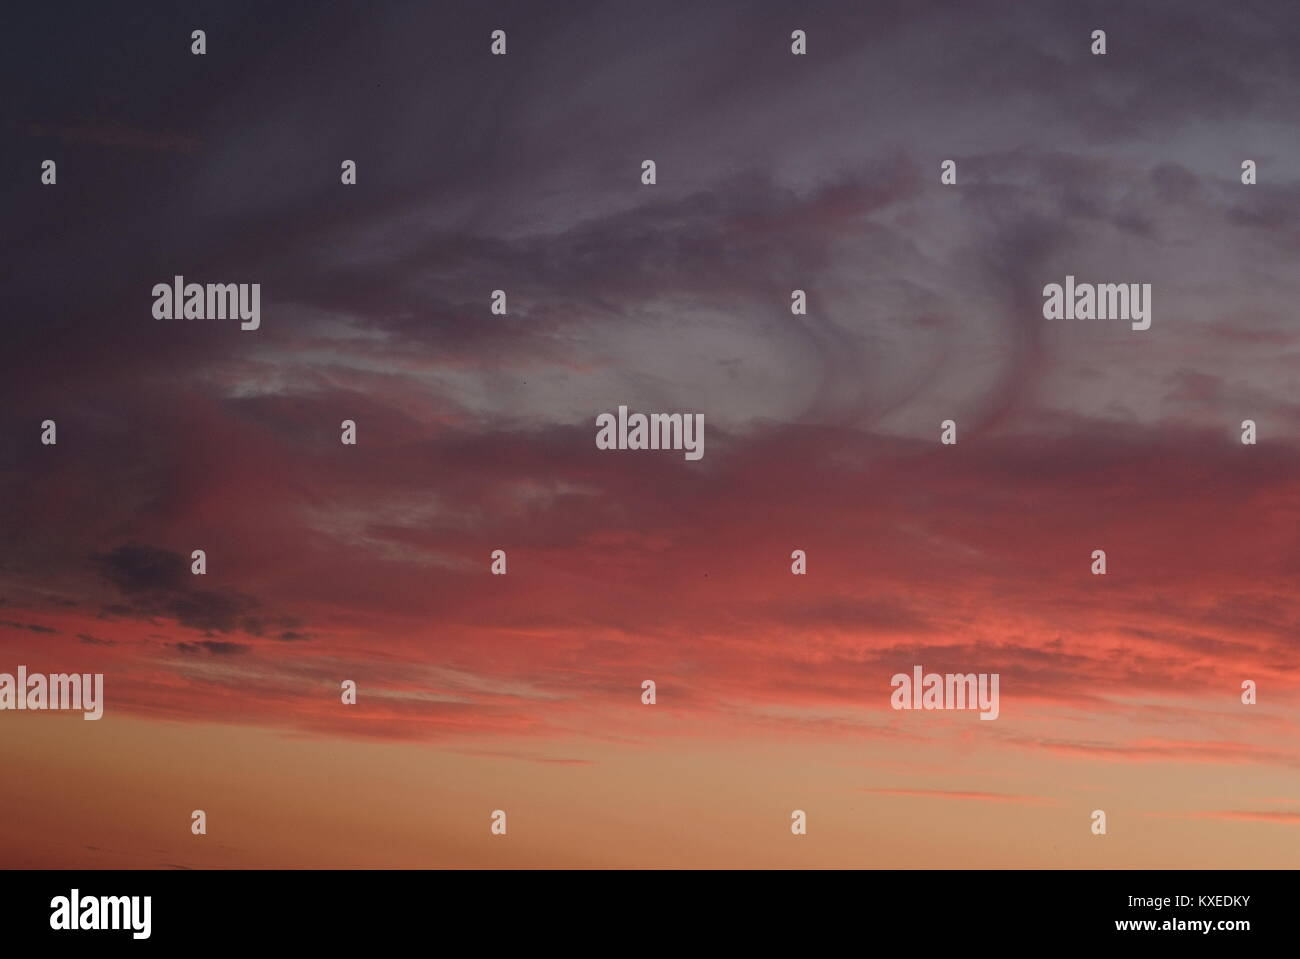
left=2, top=712, right=1296, bottom=869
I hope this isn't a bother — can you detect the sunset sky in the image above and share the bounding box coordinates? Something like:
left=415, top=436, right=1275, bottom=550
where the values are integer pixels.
left=2, top=0, right=1298, bottom=868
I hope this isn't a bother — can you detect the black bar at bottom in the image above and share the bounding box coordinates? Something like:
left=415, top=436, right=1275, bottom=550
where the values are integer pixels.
left=0, top=869, right=1287, bottom=946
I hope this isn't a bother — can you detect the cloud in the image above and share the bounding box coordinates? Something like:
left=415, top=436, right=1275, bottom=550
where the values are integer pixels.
left=1148, top=810, right=1300, bottom=825
left=174, top=640, right=251, bottom=657
left=1020, top=738, right=1300, bottom=770
left=77, top=633, right=117, bottom=647
left=91, top=545, right=303, bottom=639
left=1208, top=811, right=1300, bottom=824
left=0, top=0, right=1296, bottom=777
left=0, top=620, right=57, bottom=634
left=861, top=788, right=1055, bottom=805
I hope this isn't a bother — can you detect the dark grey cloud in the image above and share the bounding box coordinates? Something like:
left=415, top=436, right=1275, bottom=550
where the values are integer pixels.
left=77, top=633, right=118, bottom=646
left=174, top=640, right=250, bottom=657
left=92, top=544, right=260, bottom=635
left=0, top=620, right=57, bottom=634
